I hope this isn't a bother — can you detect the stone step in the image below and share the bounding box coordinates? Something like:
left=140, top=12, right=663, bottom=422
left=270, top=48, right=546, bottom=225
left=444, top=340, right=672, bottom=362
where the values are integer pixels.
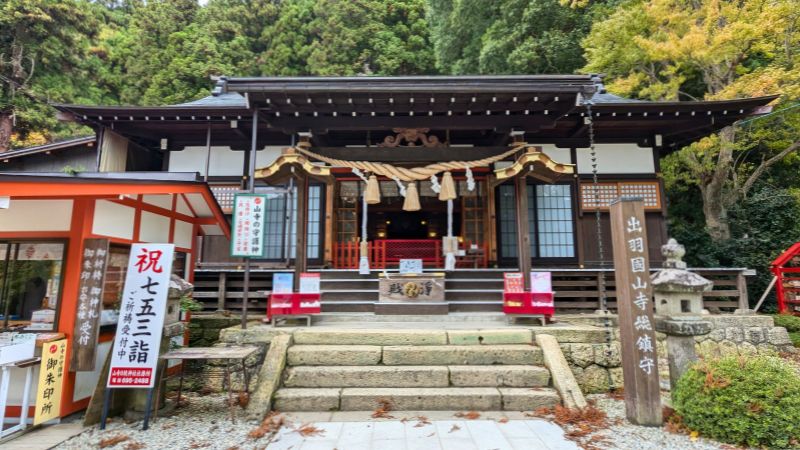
left=448, top=365, right=550, bottom=387
left=284, top=365, right=450, bottom=388
left=273, top=387, right=561, bottom=411
left=293, top=329, right=448, bottom=346
left=282, top=365, right=550, bottom=388
left=287, top=345, right=382, bottom=366
left=383, top=345, right=543, bottom=365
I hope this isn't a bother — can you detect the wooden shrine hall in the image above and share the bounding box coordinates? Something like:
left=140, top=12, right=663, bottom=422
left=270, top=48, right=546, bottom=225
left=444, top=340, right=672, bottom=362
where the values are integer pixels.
left=48, top=75, right=775, bottom=314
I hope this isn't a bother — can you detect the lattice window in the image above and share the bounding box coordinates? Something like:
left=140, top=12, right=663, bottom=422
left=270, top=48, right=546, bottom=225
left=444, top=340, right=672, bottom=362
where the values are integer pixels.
left=210, top=184, right=241, bottom=213
left=580, top=181, right=661, bottom=210
left=336, top=181, right=359, bottom=243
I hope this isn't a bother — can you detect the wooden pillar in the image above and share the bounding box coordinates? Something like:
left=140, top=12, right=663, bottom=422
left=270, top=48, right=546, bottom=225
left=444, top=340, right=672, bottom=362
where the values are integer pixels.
left=737, top=271, right=750, bottom=310
left=324, top=181, right=335, bottom=267
left=294, top=174, right=309, bottom=291
left=216, top=272, right=227, bottom=312
left=514, top=175, right=531, bottom=290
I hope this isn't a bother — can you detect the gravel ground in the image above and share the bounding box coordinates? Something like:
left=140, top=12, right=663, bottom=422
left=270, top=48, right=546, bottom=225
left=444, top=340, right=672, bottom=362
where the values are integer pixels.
left=583, top=394, right=737, bottom=450
left=55, top=392, right=739, bottom=450
left=55, top=393, right=270, bottom=450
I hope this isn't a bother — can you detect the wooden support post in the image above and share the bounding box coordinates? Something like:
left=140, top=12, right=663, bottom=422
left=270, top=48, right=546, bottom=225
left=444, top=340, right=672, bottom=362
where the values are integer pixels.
left=514, top=175, right=532, bottom=290
left=217, top=272, right=227, bottom=312
left=294, top=174, right=309, bottom=291
left=610, top=198, right=662, bottom=426
left=736, top=271, right=750, bottom=310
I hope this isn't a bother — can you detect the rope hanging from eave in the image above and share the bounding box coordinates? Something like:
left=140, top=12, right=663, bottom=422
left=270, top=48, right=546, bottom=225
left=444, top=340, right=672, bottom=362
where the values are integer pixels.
left=291, top=145, right=522, bottom=181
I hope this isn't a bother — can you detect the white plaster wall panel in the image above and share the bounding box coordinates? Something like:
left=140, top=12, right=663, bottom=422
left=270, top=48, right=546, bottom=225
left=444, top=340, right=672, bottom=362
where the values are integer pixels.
left=535, top=144, right=573, bottom=164
left=0, top=199, right=73, bottom=232
left=201, top=224, right=224, bottom=235
left=73, top=341, right=112, bottom=401
left=185, top=193, right=213, bottom=217
left=576, top=144, right=655, bottom=174
left=173, top=220, right=194, bottom=249
left=168, top=146, right=283, bottom=176
left=92, top=200, right=135, bottom=239
left=142, top=194, right=173, bottom=210
left=255, top=146, right=284, bottom=168
left=139, top=211, right=170, bottom=243
left=176, top=195, right=193, bottom=217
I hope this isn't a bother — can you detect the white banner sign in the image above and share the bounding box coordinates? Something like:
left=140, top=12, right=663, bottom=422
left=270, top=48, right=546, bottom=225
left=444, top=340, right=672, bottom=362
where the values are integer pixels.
left=230, top=194, right=267, bottom=257
left=107, top=244, right=174, bottom=388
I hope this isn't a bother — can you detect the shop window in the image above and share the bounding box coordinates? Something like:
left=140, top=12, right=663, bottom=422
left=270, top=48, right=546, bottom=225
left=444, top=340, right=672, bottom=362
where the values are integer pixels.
left=0, top=241, right=66, bottom=331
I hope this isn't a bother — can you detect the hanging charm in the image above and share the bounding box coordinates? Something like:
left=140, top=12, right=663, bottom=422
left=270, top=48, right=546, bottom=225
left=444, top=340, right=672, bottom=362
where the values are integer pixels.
left=439, top=171, right=457, bottom=201
left=430, top=174, right=441, bottom=194
left=403, top=182, right=421, bottom=211
left=465, top=167, right=475, bottom=192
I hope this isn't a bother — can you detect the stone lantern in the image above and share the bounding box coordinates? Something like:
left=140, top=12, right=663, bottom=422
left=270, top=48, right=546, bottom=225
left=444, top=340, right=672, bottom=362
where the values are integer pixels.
left=651, top=238, right=713, bottom=390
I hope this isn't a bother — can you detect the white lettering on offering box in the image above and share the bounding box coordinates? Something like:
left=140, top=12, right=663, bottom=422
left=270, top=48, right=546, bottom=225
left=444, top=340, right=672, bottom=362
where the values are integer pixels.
left=107, top=244, right=174, bottom=388
left=231, top=194, right=266, bottom=258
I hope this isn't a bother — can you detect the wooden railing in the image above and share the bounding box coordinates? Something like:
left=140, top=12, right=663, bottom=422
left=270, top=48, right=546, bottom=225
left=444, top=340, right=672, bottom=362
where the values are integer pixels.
left=333, top=239, right=442, bottom=269
left=190, top=267, right=752, bottom=314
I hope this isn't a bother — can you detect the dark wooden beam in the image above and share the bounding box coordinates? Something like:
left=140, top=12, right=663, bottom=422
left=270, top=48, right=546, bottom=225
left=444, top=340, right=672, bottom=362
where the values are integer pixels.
left=312, top=146, right=513, bottom=162
left=294, top=174, right=309, bottom=290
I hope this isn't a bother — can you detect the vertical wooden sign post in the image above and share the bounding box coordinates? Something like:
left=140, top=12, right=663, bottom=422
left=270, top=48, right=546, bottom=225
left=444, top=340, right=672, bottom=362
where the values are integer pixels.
left=610, top=198, right=662, bottom=426
left=71, top=238, right=109, bottom=372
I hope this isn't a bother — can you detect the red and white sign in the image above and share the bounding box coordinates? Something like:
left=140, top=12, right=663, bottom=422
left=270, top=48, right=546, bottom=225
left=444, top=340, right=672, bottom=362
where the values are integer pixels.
left=107, top=244, right=174, bottom=388
left=231, top=194, right=267, bottom=258
left=503, top=272, right=525, bottom=293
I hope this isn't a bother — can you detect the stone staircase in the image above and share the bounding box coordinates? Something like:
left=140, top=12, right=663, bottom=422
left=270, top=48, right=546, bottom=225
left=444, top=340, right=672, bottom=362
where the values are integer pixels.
left=272, top=329, right=561, bottom=411
left=319, top=269, right=506, bottom=314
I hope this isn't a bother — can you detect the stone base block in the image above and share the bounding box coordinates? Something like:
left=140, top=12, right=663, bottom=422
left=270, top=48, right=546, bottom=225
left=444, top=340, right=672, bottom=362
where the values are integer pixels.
left=293, top=329, right=448, bottom=346
left=499, top=388, right=561, bottom=411
left=448, top=365, right=550, bottom=387
left=287, top=345, right=382, bottom=366
left=374, top=303, right=449, bottom=315
left=273, top=388, right=341, bottom=412
left=339, top=387, right=502, bottom=411
left=382, top=345, right=543, bottom=365
left=284, top=365, right=449, bottom=388
left=447, top=329, right=533, bottom=345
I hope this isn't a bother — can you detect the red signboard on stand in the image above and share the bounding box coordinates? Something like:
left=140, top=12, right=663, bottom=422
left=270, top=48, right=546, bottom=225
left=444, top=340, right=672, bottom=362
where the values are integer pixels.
left=502, top=272, right=555, bottom=318
left=267, top=273, right=321, bottom=323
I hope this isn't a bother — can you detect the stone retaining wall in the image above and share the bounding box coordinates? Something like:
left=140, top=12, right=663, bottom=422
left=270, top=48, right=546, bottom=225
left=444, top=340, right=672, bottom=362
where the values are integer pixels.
left=204, top=314, right=794, bottom=395
left=560, top=314, right=794, bottom=393
left=187, top=314, right=242, bottom=347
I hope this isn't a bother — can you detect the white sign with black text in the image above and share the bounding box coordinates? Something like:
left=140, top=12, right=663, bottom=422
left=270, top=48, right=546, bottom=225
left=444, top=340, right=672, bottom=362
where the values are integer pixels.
left=107, top=244, right=174, bottom=388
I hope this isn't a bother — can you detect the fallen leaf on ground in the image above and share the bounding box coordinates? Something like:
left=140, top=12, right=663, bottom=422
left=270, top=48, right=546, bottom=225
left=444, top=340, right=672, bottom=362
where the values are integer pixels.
left=448, top=424, right=461, bottom=433
left=372, top=398, right=395, bottom=419
left=296, top=423, right=325, bottom=437
left=248, top=411, right=287, bottom=439
left=99, top=435, right=129, bottom=448
left=413, top=416, right=431, bottom=427
left=454, top=411, right=481, bottom=420
left=123, top=442, right=145, bottom=450
left=498, top=417, right=509, bottom=423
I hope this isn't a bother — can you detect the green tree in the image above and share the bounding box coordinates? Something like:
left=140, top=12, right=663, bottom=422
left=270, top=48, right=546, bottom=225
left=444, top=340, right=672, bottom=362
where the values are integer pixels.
left=427, top=0, right=607, bottom=75
left=0, top=0, right=101, bottom=151
left=584, top=0, right=800, bottom=241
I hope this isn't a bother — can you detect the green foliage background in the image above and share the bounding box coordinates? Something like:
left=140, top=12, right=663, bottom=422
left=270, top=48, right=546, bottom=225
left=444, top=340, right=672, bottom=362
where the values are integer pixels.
left=3, top=0, right=800, bottom=310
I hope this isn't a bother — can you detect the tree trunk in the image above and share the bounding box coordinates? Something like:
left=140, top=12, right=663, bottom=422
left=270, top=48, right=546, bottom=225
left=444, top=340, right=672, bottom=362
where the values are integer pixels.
left=700, top=126, right=735, bottom=241
left=0, top=113, right=14, bottom=153
left=0, top=113, right=12, bottom=153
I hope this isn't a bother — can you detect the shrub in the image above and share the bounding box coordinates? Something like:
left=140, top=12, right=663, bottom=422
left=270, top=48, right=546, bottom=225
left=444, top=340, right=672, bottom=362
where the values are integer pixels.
left=774, top=314, right=800, bottom=333
left=673, top=355, right=800, bottom=448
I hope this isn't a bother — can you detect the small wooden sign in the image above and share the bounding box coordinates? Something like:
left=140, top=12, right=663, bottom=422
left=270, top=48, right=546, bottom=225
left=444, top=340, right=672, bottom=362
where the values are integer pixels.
left=70, top=238, right=109, bottom=372
left=610, top=198, right=662, bottom=426
left=379, top=274, right=444, bottom=302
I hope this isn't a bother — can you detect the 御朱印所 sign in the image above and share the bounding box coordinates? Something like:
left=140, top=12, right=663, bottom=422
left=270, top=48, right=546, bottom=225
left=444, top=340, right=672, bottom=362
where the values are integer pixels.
left=34, top=338, right=67, bottom=425
left=230, top=194, right=267, bottom=258
left=107, top=244, right=174, bottom=388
